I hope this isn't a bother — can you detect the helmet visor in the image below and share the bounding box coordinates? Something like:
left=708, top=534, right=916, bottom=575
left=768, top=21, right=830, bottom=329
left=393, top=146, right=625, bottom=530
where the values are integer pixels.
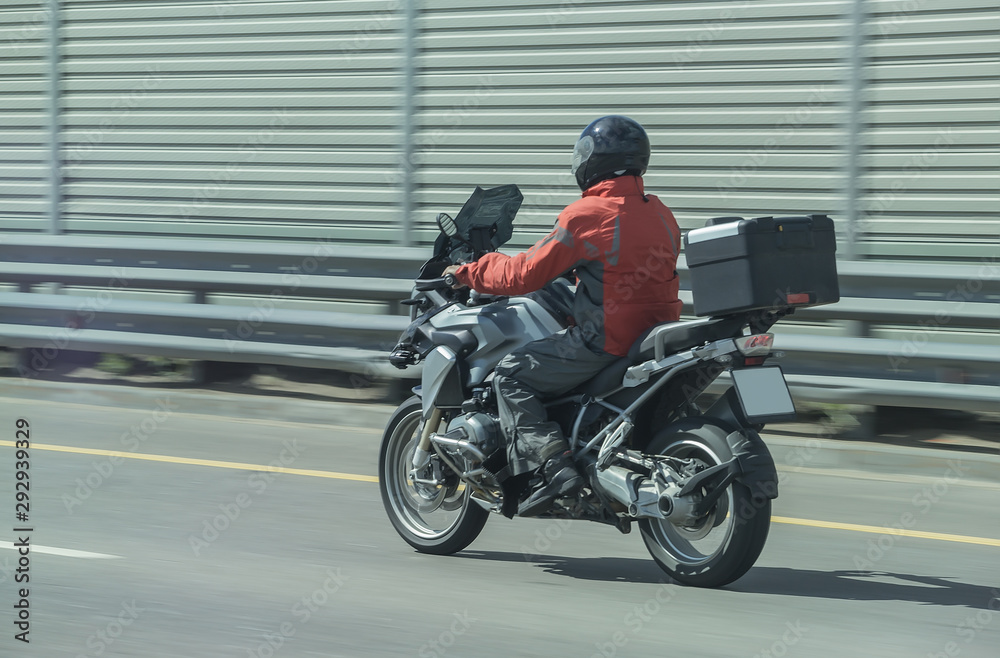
left=570, top=135, right=594, bottom=177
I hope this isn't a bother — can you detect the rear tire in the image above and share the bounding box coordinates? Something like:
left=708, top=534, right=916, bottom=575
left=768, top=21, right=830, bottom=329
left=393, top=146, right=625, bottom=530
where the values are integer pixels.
left=639, top=419, right=771, bottom=588
left=379, top=396, right=489, bottom=555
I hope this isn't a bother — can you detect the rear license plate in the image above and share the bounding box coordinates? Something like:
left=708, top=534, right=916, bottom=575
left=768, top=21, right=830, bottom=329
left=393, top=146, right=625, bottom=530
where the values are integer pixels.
left=731, top=366, right=796, bottom=424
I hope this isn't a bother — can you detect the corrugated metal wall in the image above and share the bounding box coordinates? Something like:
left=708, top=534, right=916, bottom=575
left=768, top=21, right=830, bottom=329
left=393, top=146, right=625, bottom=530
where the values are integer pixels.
left=0, top=1, right=49, bottom=233
left=2, top=0, right=997, bottom=261
left=863, top=0, right=999, bottom=261
left=415, top=0, right=853, bottom=249
left=59, top=0, right=403, bottom=241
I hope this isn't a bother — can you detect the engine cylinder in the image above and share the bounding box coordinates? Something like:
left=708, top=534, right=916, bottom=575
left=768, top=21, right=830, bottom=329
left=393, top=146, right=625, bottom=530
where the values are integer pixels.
left=446, top=412, right=500, bottom=457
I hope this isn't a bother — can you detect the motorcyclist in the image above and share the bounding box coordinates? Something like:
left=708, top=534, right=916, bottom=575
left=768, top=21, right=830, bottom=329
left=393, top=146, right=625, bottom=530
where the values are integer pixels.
left=444, top=115, right=682, bottom=516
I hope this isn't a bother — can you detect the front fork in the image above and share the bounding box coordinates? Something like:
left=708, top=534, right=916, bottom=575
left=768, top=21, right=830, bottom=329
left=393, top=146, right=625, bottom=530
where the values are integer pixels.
left=412, top=407, right=443, bottom=471
left=411, top=406, right=501, bottom=509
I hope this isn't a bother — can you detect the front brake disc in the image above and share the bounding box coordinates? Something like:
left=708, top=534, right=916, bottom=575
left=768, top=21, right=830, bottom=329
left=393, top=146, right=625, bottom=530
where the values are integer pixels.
left=408, top=475, right=447, bottom=513
left=404, top=440, right=448, bottom=513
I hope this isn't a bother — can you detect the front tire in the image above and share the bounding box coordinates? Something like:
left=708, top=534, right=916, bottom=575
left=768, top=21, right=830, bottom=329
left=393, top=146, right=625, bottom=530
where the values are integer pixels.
left=639, top=419, right=771, bottom=587
left=379, top=396, right=489, bottom=555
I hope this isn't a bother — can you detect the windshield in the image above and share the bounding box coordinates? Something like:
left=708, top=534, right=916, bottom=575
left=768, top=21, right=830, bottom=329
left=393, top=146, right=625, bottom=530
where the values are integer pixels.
left=453, top=184, right=523, bottom=252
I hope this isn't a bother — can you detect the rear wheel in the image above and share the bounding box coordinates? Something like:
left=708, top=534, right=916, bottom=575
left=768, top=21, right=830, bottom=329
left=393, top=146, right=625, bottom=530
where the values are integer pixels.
left=639, top=419, right=771, bottom=587
left=379, top=396, right=489, bottom=555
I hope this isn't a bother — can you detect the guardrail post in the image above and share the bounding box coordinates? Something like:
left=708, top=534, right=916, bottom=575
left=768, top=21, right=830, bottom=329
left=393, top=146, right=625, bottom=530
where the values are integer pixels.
left=844, top=320, right=870, bottom=338
left=400, top=0, right=418, bottom=247
left=190, top=288, right=211, bottom=383
left=841, top=0, right=869, bottom=338
left=45, top=0, right=62, bottom=235
left=15, top=282, right=33, bottom=375
left=842, top=0, right=867, bottom=262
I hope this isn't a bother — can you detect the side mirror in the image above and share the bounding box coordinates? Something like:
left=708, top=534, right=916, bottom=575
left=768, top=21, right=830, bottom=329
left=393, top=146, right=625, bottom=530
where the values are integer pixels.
left=436, top=213, right=458, bottom=237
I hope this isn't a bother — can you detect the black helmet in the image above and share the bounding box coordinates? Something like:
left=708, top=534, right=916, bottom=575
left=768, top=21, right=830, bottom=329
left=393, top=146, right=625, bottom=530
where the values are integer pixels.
left=570, top=115, right=650, bottom=191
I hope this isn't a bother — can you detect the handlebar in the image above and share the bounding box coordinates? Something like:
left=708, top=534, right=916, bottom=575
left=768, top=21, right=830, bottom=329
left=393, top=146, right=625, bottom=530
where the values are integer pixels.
left=413, top=273, right=458, bottom=291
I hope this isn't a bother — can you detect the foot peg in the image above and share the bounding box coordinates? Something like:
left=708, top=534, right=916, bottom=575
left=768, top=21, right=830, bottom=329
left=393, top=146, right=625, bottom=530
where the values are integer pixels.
left=517, top=451, right=583, bottom=517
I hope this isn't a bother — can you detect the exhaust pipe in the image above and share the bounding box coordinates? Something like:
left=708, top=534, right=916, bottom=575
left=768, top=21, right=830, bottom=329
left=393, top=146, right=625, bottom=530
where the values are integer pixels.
left=589, top=462, right=693, bottom=522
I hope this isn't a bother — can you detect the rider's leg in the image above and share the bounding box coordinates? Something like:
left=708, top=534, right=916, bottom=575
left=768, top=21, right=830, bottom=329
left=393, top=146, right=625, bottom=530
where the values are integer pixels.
left=493, top=326, right=618, bottom=515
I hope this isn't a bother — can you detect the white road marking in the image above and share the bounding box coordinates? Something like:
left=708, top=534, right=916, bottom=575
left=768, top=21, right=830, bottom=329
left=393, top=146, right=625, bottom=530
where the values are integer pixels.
left=0, top=541, right=121, bottom=559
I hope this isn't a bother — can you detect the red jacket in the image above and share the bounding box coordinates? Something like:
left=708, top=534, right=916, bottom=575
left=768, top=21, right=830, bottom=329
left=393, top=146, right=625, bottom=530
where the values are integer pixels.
left=456, top=176, right=682, bottom=357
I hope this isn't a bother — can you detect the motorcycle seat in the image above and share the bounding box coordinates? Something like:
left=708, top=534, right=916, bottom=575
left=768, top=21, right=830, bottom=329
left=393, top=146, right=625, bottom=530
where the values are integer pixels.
left=631, top=315, right=746, bottom=362
left=579, top=316, right=746, bottom=397
left=579, top=358, right=631, bottom=397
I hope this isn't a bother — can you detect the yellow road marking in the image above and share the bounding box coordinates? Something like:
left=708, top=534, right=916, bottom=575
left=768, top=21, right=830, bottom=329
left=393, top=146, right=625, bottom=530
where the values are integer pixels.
left=0, top=440, right=378, bottom=483
left=771, top=516, right=1000, bottom=548
left=4, top=440, right=999, bottom=548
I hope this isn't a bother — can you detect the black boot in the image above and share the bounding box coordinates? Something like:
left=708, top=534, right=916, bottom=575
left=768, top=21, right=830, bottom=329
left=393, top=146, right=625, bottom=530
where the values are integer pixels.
left=517, top=450, right=583, bottom=517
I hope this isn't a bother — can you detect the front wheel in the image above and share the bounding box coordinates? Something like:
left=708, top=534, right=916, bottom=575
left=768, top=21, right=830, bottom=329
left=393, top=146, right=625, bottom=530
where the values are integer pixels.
left=379, top=396, right=488, bottom=555
left=639, top=419, right=772, bottom=587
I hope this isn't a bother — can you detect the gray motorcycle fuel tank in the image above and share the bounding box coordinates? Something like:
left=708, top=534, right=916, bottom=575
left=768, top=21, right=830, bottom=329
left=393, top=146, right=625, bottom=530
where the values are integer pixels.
left=428, top=295, right=565, bottom=386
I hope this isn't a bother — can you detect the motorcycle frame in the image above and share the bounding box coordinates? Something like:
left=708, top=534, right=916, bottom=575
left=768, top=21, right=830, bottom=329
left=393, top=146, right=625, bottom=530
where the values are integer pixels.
left=550, top=336, right=748, bottom=468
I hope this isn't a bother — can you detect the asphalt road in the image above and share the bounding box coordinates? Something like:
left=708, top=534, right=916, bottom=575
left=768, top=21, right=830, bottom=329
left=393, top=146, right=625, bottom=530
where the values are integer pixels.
left=1, top=386, right=999, bottom=658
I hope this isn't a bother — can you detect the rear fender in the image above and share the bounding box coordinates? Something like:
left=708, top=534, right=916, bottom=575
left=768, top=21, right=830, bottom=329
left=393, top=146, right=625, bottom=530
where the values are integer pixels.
left=724, top=428, right=779, bottom=501
left=704, top=387, right=758, bottom=433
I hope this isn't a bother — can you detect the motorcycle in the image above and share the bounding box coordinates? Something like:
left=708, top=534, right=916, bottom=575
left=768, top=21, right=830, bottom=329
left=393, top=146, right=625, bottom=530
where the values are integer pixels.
left=379, top=184, right=831, bottom=587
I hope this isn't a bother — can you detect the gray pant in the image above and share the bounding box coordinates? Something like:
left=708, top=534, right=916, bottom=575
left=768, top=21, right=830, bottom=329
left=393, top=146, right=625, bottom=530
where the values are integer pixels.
left=493, top=326, right=620, bottom=476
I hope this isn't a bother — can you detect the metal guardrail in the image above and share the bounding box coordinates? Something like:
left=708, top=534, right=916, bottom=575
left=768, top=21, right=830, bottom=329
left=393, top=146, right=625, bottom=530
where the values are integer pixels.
left=1, top=234, right=998, bottom=411
left=0, top=235, right=422, bottom=378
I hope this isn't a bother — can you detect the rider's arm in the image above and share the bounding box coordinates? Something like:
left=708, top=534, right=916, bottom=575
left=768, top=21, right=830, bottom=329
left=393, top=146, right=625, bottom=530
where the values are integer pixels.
left=455, top=214, right=586, bottom=296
